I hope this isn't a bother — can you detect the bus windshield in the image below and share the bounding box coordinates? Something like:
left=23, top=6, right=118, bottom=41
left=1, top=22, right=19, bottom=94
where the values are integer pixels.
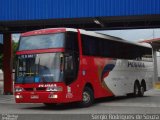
left=19, top=33, right=65, bottom=51
left=15, top=53, right=64, bottom=84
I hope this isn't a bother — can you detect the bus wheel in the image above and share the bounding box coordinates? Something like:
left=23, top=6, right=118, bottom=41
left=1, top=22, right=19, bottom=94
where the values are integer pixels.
left=139, top=86, right=145, bottom=97
left=134, top=82, right=140, bottom=97
left=80, top=87, right=94, bottom=107
left=139, top=80, right=146, bottom=97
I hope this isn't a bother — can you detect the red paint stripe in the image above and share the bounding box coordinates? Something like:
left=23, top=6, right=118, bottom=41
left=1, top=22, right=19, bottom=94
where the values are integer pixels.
left=77, top=29, right=82, bottom=55
left=21, top=28, right=66, bottom=37
left=16, top=48, right=65, bottom=55
left=102, top=72, right=110, bottom=79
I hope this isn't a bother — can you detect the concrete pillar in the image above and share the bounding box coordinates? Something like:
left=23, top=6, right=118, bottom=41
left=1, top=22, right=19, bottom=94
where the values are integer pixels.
left=153, top=49, right=158, bottom=83
left=3, top=33, right=13, bottom=95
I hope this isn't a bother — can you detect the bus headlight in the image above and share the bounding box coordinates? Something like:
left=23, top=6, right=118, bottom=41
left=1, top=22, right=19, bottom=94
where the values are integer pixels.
left=46, top=86, right=63, bottom=92
left=15, top=87, right=24, bottom=92
left=15, top=95, right=23, bottom=99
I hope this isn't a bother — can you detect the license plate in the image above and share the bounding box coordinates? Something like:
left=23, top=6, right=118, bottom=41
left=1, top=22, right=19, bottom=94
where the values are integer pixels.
left=31, top=95, right=39, bottom=99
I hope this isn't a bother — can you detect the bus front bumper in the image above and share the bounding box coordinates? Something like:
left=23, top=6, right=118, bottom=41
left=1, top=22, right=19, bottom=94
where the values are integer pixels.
left=15, top=91, right=71, bottom=103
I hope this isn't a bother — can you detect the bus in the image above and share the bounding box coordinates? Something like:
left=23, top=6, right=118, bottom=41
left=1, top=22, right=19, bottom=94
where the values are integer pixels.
left=14, top=28, right=153, bottom=107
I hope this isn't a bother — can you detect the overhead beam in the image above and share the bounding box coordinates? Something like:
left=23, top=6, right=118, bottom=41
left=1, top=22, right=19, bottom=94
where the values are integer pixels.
left=1, top=15, right=160, bottom=33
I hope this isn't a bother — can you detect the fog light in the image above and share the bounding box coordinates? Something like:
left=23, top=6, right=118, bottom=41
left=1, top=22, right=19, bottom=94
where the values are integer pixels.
left=48, top=94, right=58, bottom=99
left=15, top=95, right=23, bottom=99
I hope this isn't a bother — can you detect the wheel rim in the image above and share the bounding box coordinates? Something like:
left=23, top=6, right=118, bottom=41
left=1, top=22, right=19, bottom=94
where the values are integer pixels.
left=83, top=91, right=90, bottom=103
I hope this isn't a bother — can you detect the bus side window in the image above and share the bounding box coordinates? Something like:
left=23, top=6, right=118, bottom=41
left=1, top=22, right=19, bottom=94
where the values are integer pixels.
left=64, top=53, right=77, bottom=85
left=64, top=32, right=79, bottom=85
left=65, top=55, right=74, bottom=72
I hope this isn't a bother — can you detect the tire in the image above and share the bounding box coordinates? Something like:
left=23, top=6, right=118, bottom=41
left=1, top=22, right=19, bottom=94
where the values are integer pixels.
left=80, top=87, right=94, bottom=107
left=139, top=85, right=145, bottom=97
left=134, top=82, right=140, bottom=97
left=139, top=81, right=146, bottom=97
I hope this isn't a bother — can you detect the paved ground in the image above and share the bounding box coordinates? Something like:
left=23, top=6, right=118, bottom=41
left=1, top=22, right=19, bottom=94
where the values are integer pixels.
left=0, top=89, right=160, bottom=120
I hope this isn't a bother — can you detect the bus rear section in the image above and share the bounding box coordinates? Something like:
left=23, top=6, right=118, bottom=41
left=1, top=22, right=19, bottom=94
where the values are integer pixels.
left=80, top=30, right=153, bottom=98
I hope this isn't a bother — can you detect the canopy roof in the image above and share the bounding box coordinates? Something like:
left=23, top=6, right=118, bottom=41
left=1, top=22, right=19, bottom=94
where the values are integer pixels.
left=141, top=38, right=160, bottom=51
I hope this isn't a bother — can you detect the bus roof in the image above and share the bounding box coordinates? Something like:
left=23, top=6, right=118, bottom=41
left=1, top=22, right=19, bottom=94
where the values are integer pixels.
left=79, top=29, right=152, bottom=49
left=21, top=27, right=152, bottom=49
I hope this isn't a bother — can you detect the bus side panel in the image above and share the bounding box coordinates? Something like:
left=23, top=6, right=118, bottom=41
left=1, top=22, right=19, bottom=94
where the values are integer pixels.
left=81, top=56, right=115, bottom=98
left=103, top=60, right=153, bottom=96
left=82, top=57, right=153, bottom=98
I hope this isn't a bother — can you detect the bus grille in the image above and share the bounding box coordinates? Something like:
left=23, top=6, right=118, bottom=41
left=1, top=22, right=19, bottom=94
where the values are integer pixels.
left=24, top=87, right=46, bottom=91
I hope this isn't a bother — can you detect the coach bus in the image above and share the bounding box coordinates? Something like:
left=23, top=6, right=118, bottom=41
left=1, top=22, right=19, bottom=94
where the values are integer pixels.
left=14, top=28, right=153, bottom=107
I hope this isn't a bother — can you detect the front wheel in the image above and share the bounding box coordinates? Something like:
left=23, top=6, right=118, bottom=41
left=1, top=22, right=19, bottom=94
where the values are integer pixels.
left=80, top=87, right=94, bottom=107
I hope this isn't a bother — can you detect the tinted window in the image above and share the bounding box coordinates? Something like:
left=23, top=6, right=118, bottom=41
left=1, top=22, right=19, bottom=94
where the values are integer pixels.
left=64, top=32, right=79, bottom=84
left=65, top=32, right=79, bottom=53
left=81, top=34, right=152, bottom=60
left=81, top=35, right=99, bottom=56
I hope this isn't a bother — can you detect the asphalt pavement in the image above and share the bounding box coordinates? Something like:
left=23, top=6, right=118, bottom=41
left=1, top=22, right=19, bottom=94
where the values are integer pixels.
left=0, top=89, right=160, bottom=120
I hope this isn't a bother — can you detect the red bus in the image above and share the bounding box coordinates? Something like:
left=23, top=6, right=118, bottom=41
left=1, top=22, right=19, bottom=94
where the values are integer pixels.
left=14, top=28, right=153, bottom=107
